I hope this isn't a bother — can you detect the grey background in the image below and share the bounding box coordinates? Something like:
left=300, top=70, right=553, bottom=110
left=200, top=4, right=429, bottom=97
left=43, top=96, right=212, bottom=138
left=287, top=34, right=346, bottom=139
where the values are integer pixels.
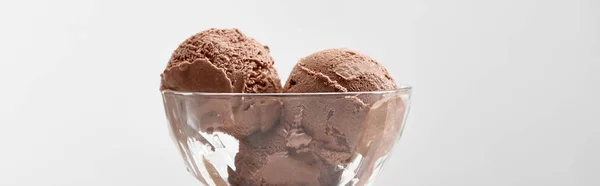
left=1, top=0, right=599, bottom=185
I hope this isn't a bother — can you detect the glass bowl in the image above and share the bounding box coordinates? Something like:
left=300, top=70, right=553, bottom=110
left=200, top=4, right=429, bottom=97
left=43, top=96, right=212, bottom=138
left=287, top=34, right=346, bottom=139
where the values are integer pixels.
left=161, top=85, right=411, bottom=186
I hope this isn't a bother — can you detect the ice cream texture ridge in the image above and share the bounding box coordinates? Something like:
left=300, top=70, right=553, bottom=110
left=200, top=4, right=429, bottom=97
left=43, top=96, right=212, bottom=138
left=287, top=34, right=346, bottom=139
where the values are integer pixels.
left=161, top=28, right=405, bottom=186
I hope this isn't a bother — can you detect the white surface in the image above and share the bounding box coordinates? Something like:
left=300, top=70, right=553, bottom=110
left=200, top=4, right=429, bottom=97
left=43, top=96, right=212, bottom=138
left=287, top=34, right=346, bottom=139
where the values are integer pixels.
left=0, top=0, right=598, bottom=185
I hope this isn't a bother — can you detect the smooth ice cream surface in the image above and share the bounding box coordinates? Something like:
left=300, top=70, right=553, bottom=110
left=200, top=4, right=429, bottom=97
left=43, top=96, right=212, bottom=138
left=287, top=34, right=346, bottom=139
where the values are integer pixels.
left=284, top=48, right=397, bottom=93
left=161, top=28, right=282, bottom=93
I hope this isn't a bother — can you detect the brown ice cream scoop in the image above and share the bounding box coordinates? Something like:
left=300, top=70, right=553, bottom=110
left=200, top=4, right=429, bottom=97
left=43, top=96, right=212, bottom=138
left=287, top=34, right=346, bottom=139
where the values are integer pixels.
left=161, top=28, right=282, bottom=93
left=160, top=28, right=283, bottom=139
left=284, top=48, right=396, bottom=93
left=277, top=48, right=399, bottom=185
left=282, top=48, right=398, bottom=154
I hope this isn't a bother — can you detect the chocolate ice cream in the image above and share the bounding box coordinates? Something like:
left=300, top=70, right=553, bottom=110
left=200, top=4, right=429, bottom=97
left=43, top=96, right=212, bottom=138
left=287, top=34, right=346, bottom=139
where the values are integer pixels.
left=161, top=28, right=282, bottom=93
left=280, top=48, right=398, bottom=185
left=284, top=48, right=397, bottom=93
left=161, top=31, right=406, bottom=185
left=229, top=48, right=400, bottom=185
left=160, top=29, right=284, bottom=185
left=160, top=28, right=284, bottom=139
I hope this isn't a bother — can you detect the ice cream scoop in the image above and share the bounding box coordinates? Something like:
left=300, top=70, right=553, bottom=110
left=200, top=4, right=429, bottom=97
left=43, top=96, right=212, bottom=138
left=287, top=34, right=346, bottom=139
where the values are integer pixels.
left=284, top=48, right=396, bottom=93
left=275, top=48, right=399, bottom=185
left=161, top=28, right=282, bottom=93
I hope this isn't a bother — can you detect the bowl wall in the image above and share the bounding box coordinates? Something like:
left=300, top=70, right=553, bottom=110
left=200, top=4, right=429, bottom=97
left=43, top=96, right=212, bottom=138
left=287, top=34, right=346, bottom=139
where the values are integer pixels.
left=162, top=89, right=411, bottom=186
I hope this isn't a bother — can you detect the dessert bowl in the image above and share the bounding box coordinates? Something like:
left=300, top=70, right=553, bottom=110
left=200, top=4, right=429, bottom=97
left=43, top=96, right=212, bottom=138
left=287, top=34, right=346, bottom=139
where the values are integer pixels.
left=161, top=85, right=412, bottom=186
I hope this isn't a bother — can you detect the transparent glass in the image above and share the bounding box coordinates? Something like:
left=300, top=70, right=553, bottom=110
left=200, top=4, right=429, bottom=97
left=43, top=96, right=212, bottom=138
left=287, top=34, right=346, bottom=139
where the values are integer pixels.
left=161, top=85, right=412, bottom=186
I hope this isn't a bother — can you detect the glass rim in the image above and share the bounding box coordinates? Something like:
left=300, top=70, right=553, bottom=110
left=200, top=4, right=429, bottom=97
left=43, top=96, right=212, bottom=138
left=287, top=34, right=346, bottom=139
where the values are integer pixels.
left=161, top=84, right=411, bottom=97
